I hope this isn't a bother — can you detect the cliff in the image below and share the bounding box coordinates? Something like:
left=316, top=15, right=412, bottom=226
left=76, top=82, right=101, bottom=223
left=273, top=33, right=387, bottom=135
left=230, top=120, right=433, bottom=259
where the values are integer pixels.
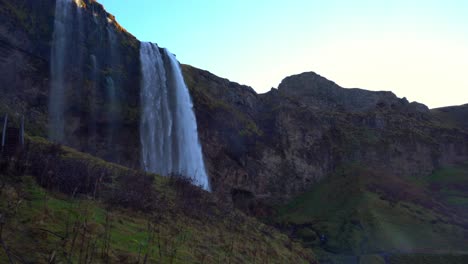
left=184, top=66, right=468, bottom=205
left=1, top=0, right=467, bottom=206
left=0, top=0, right=141, bottom=166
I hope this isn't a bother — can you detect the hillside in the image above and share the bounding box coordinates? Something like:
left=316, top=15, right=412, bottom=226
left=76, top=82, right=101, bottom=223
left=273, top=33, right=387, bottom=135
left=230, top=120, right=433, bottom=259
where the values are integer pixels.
left=0, top=136, right=316, bottom=263
left=271, top=163, right=468, bottom=263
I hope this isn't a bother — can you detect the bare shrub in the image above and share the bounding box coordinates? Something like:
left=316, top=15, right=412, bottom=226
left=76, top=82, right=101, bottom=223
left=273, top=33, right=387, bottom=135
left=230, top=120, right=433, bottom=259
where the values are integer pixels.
left=168, top=173, right=207, bottom=218
left=106, top=171, right=157, bottom=211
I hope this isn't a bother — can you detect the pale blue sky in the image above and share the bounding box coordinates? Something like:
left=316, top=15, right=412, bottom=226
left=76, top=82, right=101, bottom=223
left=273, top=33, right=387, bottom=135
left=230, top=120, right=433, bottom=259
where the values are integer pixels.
left=98, top=0, right=468, bottom=108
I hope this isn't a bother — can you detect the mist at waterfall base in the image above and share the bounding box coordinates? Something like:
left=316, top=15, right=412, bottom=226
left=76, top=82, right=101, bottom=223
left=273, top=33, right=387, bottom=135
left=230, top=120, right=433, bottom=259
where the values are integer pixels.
left=140, top=43, right=210, bottom=191
left=49, top=0, right=210, bottom=191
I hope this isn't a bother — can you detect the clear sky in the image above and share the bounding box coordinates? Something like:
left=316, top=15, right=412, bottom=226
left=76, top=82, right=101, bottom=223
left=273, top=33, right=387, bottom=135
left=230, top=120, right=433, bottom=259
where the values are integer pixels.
left=98, top=0, right=468, bottom=108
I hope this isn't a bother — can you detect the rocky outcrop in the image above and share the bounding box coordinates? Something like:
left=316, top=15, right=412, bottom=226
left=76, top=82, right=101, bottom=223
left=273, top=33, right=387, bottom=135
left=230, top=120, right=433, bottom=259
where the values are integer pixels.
left=184, top=67, right=468, bottom=205
left=278, top=71, right=429, bottom=113
left=1, top=0, right=467, bottom=208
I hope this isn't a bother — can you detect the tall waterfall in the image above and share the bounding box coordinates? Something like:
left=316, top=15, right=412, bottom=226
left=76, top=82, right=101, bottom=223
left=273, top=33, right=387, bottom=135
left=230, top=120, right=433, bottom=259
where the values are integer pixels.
left=140, top=43, right=210, bottom=191
left=88, top=54, right=98, bottom=153
left=49, top=0, right=72, bottom=143
left=49, top=0, right=84, bottom=143
left=105, top=76, right=118, bottom=149
left=105, top=26, right=120, bottom=156
left=50, top=0, right=121, bottom=161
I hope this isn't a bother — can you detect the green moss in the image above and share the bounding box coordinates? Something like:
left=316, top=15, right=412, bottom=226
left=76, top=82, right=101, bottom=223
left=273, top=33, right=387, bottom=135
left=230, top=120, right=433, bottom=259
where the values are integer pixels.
left=239, top=120, right=263, bottom=137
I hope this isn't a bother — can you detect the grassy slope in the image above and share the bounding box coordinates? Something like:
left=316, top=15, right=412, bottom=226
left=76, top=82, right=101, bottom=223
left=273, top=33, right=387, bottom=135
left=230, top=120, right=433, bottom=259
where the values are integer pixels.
left=272, top=164, right=468, bottom=264
left=0, top=137, right=316, bottom=264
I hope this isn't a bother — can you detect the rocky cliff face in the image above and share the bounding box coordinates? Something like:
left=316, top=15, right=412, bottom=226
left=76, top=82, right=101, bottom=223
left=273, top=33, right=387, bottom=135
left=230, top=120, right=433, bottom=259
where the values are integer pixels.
left=184, top=66, right=468, bottom=206
left=1, top=0, right=467, bottom=208
left=0, top=0, right=141, bottom=166
left=0, top=0, right=54, bottom=135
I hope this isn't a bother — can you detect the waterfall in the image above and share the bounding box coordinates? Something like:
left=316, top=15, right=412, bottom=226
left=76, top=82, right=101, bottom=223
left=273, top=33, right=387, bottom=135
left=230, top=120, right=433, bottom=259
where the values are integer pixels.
left=105, top=25, right=120, bottom=154
left=105, top=76, right=118, bottom=148
left=49, top=0, right=72, bottom=143
left=140, top=42, right=210, bottom=191
left=1, top=114, right=7, bottom=151
left=140, top=43, right=173, bottom=177
left=49, top=0, right=84, bottom=143
left=88, top=54, right=98, bottom=153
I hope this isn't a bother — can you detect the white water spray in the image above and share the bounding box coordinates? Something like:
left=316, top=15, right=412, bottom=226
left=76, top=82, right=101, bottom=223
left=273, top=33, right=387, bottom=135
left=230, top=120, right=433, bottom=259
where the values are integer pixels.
left=139, top=42, right=210, bottom=190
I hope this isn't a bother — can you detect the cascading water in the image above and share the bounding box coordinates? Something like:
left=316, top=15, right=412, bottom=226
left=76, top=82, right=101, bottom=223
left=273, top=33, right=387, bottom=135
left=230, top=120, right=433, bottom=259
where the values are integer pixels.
left=50, top=0, right=120, bottom=160
left=49, top=0, right=72, bottom=143
left=89, top=54, right=98, bottom=151
left=49, top=0, right=84, bottom=143
left=140, top=42, right=210, bottom=191
left=140, top=43, right=170, bottom=175
left=50, top=1, right=208, bottom=184
left=165, top=49, right=211, bottom=190
left=105, top=76, right=118, bottom=147
left=105, top=26, right=120, bottom=153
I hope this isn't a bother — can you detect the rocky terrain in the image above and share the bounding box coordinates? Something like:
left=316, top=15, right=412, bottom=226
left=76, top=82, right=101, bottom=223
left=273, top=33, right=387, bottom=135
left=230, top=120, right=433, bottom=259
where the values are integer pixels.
left=184, top=66, right=468, bottom=204
left=1, top=1, right=468, bottom=262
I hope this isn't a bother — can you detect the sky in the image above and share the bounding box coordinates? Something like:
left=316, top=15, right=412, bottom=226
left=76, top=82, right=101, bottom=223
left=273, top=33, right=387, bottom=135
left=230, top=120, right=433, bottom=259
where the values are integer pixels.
left=98, top=0, right=468, bottom=108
